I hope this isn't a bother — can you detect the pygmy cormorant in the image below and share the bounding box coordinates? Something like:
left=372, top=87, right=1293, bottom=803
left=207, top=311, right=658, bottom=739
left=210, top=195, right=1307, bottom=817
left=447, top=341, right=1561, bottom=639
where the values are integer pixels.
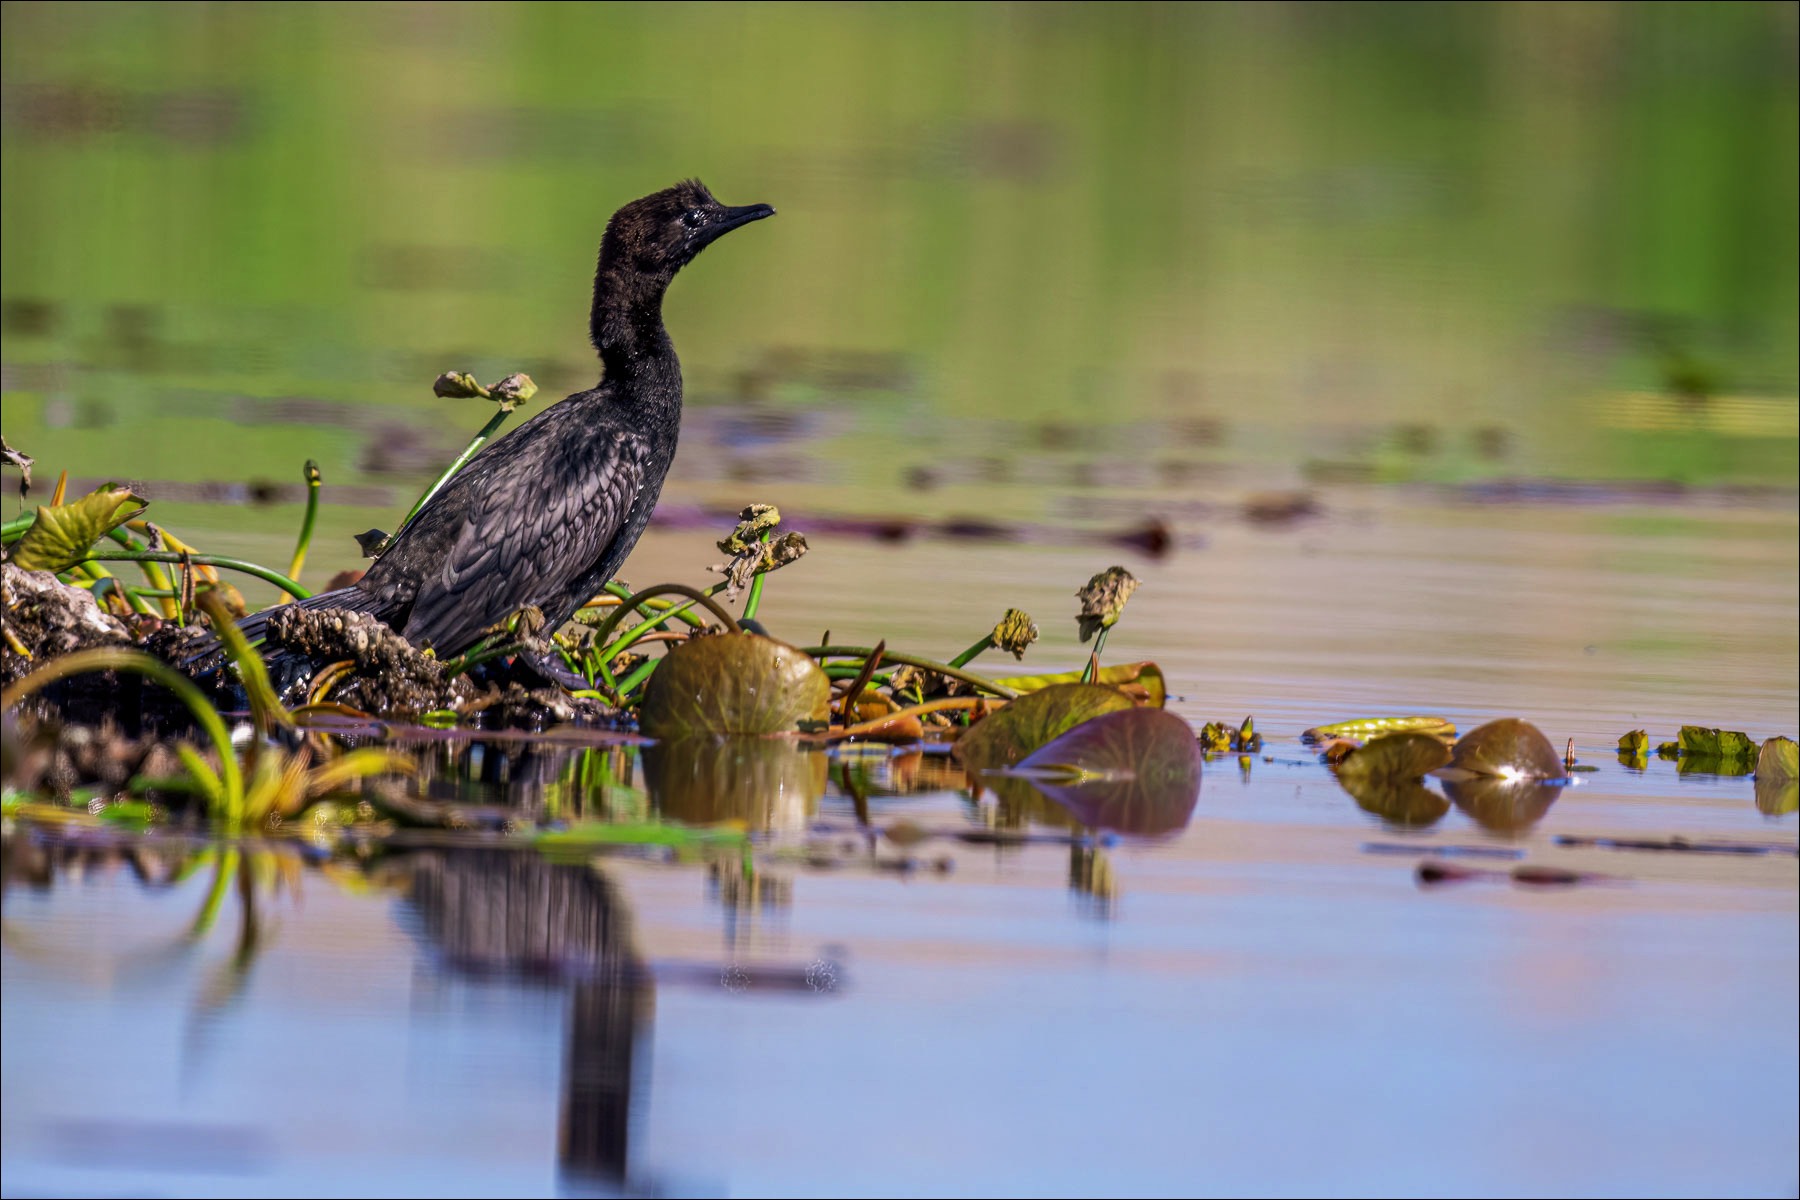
left=222, top=180, right=774, bottom=672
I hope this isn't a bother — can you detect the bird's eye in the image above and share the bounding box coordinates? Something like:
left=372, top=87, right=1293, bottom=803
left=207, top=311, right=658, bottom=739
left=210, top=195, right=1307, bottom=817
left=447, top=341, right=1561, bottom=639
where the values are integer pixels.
left=681, top=209, right=704, bottom=230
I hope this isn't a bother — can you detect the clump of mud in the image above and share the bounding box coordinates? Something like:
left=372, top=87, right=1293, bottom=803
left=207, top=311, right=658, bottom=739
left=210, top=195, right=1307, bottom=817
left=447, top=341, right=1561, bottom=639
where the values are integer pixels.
left=263, top=606, right=477, bottom=715
left=1, top=564, right=132, bottom=689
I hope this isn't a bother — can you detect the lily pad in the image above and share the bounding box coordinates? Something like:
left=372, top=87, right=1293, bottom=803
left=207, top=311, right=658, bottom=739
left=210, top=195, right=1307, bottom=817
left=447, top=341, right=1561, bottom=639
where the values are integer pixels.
left=643, top=735, right=828, bottom=829
left=1618, top=730, right=1649, bottom=754
left=991, top=660, right=1166, bottom=708
left=638, top=633, right=830, bottom=737
left=1449, top=718, right=1564, bottom=779
left=952, top=682, right=1134, bottom=772
left=1335, top=733, right=1452, bottom=829
left=1758, top=736, right=1798, bottom=783
left=1755, top=736, right=1798, bottom=816
left=1301, top=715, right=1456, bottom=744
left=1442, top=776, right=1564, bottom=834
left=10, top=487, right=148, bottom=572
left=1677, top=725, right=1758, bottom=761
left=1006, top=707, right=1202, bottom=837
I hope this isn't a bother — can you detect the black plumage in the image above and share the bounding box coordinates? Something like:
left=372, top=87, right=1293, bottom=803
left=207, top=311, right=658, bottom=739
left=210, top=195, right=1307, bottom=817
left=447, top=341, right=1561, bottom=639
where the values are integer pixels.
left=220, top=180, right=774, bottom=669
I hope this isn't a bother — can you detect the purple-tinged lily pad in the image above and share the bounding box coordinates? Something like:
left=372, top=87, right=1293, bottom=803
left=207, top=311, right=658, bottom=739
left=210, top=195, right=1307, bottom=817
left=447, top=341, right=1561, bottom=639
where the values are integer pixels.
left=952, top=682, right=1134, bottom=772
left=1003, top=707, right=1202, bottom=837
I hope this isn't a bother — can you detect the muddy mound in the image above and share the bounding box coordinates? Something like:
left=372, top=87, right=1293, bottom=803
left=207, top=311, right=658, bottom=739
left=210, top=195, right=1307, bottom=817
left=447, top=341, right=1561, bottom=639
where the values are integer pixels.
left=264, top=606, right=477, bottom=715
left=1, top=564, right=132, bottom=689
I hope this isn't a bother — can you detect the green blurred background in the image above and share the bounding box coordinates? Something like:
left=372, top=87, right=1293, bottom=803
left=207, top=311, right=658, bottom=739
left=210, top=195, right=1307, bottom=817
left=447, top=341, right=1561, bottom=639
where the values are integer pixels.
left=3, top=0, right=1796, bottom=530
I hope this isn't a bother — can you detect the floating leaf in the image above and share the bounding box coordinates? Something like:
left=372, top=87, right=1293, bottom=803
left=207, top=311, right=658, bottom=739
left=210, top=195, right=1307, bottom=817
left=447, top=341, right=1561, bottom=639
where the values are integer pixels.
left=1677, top=725, right=1757, bottom=761
left=10, top=487, right=148, bottom=572
left=1334, top=733, right=1453, bottom=829
left=639, top=633, right=830, bottom=736
left=991, top=661, right=1166, bottom=708
left=1757, top=736, right=1798, bottom=784
left=1617, top=729, right=1649, bottom=753
left=1302, top=715, right=1456, bottom=744
left=1449, top=718, right=1564, bottom=779
left=1338, top=733, right=1452, bottom=787
left=1442, top=776, right=1564, bottom=834
left=952, top=682, right=1134, bottom=772
left=644, top=735, right=828, bottom=829
left=1005, top=708, right=1201, bottom=837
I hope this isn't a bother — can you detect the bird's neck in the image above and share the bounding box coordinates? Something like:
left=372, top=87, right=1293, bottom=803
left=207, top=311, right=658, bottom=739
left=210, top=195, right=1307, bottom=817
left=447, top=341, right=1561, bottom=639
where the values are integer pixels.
left=590, top=251, right=682, bottom=390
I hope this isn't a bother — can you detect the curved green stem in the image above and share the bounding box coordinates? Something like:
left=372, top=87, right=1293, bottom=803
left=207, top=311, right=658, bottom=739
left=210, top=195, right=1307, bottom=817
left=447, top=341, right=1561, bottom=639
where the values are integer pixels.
left=283, top=460, right=322, bottom=602
left=77, top=550, right=311, bottom=598
left=1080, top=627, right=1111, bottom=684
left=588, top=583, right=741, bottom=648
left=398, top=409, right=512, bottom=534
left=600, top=599, right=696, bottom=663
left=949, top=633, right=996, bottom=669
left=801, top=646, right=1016, bottom=698
left=440, top=638, right=525, bottom=679
left=613, top=655, right=659, bottom=699
left=107, top=527, right=178, bottom=615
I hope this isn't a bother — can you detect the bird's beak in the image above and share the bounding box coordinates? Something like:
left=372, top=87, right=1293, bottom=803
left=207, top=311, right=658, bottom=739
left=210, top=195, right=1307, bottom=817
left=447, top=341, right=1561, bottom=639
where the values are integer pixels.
left=696, top=202, right=775, bottom=249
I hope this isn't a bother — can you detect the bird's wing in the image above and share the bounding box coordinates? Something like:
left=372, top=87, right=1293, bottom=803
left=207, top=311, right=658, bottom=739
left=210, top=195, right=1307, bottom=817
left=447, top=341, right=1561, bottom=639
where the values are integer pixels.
left=401, top=426, right=652, bottom=655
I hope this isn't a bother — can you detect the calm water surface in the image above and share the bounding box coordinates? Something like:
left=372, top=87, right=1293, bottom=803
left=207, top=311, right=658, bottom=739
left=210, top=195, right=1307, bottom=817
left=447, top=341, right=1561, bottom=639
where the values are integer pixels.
left=5, top=500, right=1796, bottom=1198
left=3, top=4, right=1797, bottom=1196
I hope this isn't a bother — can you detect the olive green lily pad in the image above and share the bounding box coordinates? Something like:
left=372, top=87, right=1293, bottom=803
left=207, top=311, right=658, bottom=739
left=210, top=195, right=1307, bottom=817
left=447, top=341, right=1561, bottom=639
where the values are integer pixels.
left=991, top=661, right=1167, bottom=708
left=1755, top=736, right=1798, bottom=816
left=952, top=682, right=1134, bottom=772
left=1757, top=736, right=1798, bottom=783
left=1334, top=733, right=1453, bottom=829
left=638, top=633, right=830, bottom=737
left=11, top=487, right=148, bottom=572
left=1301, top=715, right=1457, bottom=744
left=643, top=735, right=828, bottom=829
left=1003, top=708, right=1202, bottom=837
left=1677, top=725, right=1758, bottom=761
left=1450, top=718, right=1564, bottom=779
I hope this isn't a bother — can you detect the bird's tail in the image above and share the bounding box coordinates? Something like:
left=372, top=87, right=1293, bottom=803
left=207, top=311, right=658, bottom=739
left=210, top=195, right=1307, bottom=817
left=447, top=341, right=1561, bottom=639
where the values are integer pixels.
left=182, top=585, right=391, bottom=671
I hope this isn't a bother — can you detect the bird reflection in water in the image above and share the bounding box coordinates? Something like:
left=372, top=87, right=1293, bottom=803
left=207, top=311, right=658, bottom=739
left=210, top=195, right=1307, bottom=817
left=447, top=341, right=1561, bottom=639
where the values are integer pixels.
left=403, top=850, right=647, bottom=1192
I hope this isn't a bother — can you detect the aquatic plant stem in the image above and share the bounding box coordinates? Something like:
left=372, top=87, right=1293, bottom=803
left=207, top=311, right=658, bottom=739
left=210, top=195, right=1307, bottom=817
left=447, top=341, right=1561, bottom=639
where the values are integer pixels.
left=397, top=409, right=512, bottom=536
left=281, top=460, right=322, bottom=603
left=77, top=550, right=311, bottom=598
left=106, top=527, right=178, bottom=617
left=612, top=655, right=659, bottom=699
left=949, top=634, right=996, bottom=669
left=740, top=530, right=773, bottom=623
left=588, top=583, right=742, bottom=647
left=802, top=646, right=1017, bottom=699
left=1081, top=627, right=1112, bottom=684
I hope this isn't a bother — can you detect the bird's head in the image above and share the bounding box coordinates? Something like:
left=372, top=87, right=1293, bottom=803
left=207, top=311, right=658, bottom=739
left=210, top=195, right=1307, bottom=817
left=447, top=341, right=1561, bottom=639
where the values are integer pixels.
left=602, top=179, right=775, bottom=280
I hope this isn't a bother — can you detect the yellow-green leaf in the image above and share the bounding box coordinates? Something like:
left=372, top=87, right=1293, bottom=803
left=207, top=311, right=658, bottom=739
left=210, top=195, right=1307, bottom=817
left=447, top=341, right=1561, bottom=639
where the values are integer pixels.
left=11, top=487, right=148, bottom=572
left=992, top=661, right=1166, bottom=708
left=1302, top=715, right=1457, bottom=744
